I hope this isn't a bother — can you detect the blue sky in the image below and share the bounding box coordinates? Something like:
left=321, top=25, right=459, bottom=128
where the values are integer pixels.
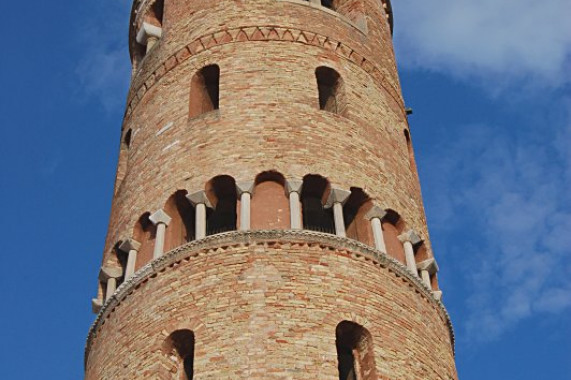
left=0, top=0, right=569, bottom=379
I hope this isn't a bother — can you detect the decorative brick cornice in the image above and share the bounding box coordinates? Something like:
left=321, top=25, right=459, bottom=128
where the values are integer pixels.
left=125, top=26, right=404, bottom=120
left=85, top=229, right=454, bottom=366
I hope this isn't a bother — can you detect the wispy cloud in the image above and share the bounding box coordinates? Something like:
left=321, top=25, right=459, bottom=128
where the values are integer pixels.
left=393, top=0, right=571, bottom=90
left=74, top=0, right=132, bottom=111
left=424, top=104, right=571, bottom=342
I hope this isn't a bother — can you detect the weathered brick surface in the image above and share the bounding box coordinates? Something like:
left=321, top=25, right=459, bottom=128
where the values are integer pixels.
left=86, top=241, right=456, bottom=379
left=88, top=0, right=458, bottom=378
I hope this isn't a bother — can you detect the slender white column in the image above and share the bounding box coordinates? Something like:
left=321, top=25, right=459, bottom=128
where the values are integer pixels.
left=365, top=206, right=387, bottom=252
left=119, top=239, right=141, bottom=280
left=332, top=202, right=346, bottom=237
left=327, top=189, right=351, bottom=237
left=371, top=218, right=386, bottom=252
left=106, top=278, right=117, bottom=301
left=146, top=36, right=159, bottom=52
left=150, top=209, right=172, bottom=260
left=399, top=230, right=422, bottom=276
left=195, top=203, right=206, bottom=239
left=421, top=270, right=431, bottom=288
left=286, top=180, right=303, bottom=229
left=417, top=258, right=439, bottom=291
left=98, top=266, right=123, bottom=303
left=237, top=182, right=254, bottom=231
left=187, top=191, right=213, bottom=240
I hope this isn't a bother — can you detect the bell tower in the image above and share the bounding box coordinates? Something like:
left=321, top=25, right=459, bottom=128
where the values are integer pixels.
left=86, top=1, right=458, bottom=379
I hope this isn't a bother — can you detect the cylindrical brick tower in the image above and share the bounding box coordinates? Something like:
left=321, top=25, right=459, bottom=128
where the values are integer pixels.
left=86, top=1, right=458, bottom=379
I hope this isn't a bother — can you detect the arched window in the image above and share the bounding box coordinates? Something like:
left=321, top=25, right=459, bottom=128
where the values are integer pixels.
left=343, top=188, right=373, bottom=244
left=336, top=321, right=378, bottom=380
left=149, top=0, right=164, bottom=27
left=381, top=209, right=406, bottom=264
left=113, top=242, right=129, bottom=286
left=206, top=175, right=237, bottom=235
left=251, top=171, right=290, bottom=230
left=162, top=330, right=195, bottom=380
left=114, top=129, right=132, bottom=194
left=321, top=0, right=335, bottom=9
left=133, top=212, right=156, bottom=269
left=320, top=1, right=366, bottom=29
left=189, top=65, right=220, bottom=118
left=164, top=190, right=195, bottom=251
left=316, top=67, right=345, bottom=114
left=301, top=174, right=334, bottom=233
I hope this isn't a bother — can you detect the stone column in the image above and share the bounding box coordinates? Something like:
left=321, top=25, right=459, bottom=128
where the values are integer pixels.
left=365, top=206, right=387, bottom=252
left=286, top=180, right=303, bottom=229
left=417, top=258, right=439, bottom=290
left=398, top=230, right=422, bottom=276
left=136, top=22, right=163, bottom=54
left=99, top=266, right=123, bottom=302
left=119, top=239, right=141, bottom=280
left=150, top=209, right=172, bottom=260
left=188, top=191, right=212, bottom=240
left=236, top=182, right=254, bottom=231
left=326, top=189, right=351, bottom=237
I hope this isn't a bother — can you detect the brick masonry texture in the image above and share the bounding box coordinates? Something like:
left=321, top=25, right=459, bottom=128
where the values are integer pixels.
left=86, top=234, right=457, bottom=380
left=88, top=0, right=459, bottom=378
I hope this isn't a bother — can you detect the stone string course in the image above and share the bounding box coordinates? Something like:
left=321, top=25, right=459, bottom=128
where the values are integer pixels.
left=125, top=26, right=404, bottom=120
left=86, top=230, right=455, bottom=366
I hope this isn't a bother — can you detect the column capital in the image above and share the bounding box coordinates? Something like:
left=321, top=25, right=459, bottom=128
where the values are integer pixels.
left=98, top=266, right=123, bottom=282
left=432, top=290, right=443, bottom=301
left=398, top=230, right=422, bottom=245
left=136, top=22, right=163, bottom=46
left=119, top=238, right=141, bottom=252
left=187, top=190, right=213, bottom=208
left=326, top=188, right=351, bottom=207
left=285, top=179, right=303, bottom=194
left=91, top=298, right=103, bottom=314
left=417, top=258, right=439, bottom=274
left=149, top=209, right=172, bottom=226
left=364, top=205, right=387, bottom=221
left=236, top=181, right=254, bottom=195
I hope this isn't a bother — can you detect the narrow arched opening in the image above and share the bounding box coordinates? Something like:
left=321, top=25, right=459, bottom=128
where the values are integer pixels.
left=206, top=175, right=237, bottom=235
left=133, top=212, right=156, bottom=269
left=164, top=190, right=195, bottom=251
left=189, top=65, right=220, bottom=118
left=301, top=174, right=334, bottom=233
left=316, top=66, right=345, bottom=115
left=404, top=129, right=417, bottom=173
left=343, top=188, right=373, bottom=244
left=382, top=209, right=406, bottom=264
left=251, top=171, right=289, bottom=230
left=162, top=329, right=195, bottom=380
left=336, top=321, right=378, bottom=380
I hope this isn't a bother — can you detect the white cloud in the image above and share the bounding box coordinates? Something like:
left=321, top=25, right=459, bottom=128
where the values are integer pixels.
left=393, top=0, right=571, bottom=89
left=423, top=101, right=571, bottom=342
left=74, top=0, right=132, bottom=111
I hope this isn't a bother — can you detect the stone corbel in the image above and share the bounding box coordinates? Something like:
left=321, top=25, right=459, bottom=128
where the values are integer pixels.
left=285, top=179, right=303, bottom=229
left=91, top=298, right=103, bottom=314
left=398, top=230, right=422, bottom=276
left=119, top=239, right=141, bottom=280
left=136, top=22, right=163, bottom=52
left=187, top=191, right=212, bottom=239
left=365, top=206, right=388, bottom=252
left=326, top=188, right=351, bottom=237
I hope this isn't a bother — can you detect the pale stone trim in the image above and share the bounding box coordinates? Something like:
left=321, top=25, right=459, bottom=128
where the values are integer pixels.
left=136, top=22, right=162, bottom=53
left=119, top=239, right=141, bottom=280
left=187, top=191, right=212, bottom=239
left=149, top=209, right=172, bottom=260
left=285, top=179, right=303, bottom=229
left=398, top=230, right=421, bottom=276
left=236, top=182, right=254, bottom=231
left=365, top=206, right=387, bottom=253
left=327, top=188, right=351, bottom=237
